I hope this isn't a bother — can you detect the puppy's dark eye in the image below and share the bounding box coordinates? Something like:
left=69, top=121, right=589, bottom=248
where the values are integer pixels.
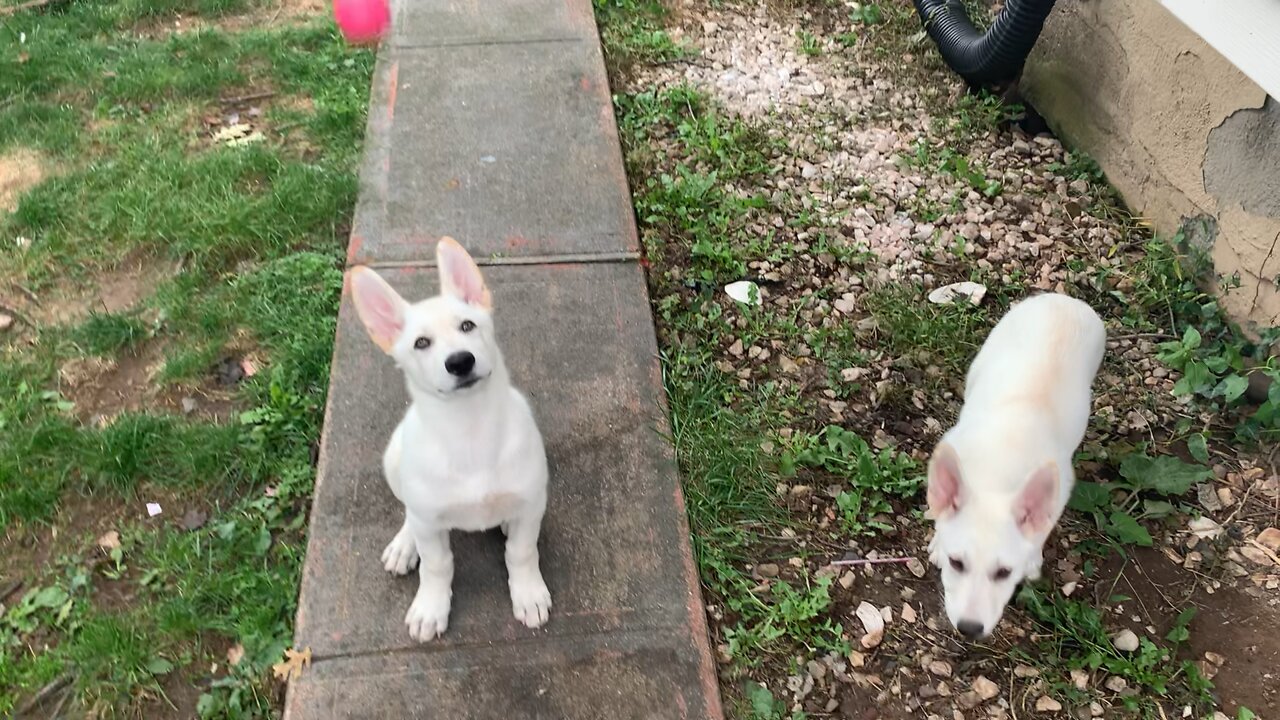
left=414, top=337, right=431, bottom=350
left=459, top=320, right=476, bottom=333
left=993, top=567, right=1011, bottom=581
left=949, top=557, right=966, bottom=573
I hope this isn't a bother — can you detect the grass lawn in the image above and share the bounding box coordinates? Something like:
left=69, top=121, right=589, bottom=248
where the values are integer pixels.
left=0, top=1, right=372, bottom=716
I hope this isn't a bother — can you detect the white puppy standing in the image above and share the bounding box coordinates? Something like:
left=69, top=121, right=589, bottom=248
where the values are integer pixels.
left=348, top=238, right=552, bottom=642
left=926, top=292, right=1105, bottom=640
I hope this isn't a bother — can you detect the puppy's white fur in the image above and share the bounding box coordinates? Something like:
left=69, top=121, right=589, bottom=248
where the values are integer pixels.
left=927, top=293, right=1105, bottom=639
left=349, top=238, right=551, bottom=642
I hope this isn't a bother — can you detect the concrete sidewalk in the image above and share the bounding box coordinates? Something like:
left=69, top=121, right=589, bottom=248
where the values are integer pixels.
left=283, top=1, right=724, bottom=717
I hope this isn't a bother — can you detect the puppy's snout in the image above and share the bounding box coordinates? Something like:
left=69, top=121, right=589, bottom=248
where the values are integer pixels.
left=445, top=351, right=476, bottom=377
left=956, top=620, right=984, bottom=640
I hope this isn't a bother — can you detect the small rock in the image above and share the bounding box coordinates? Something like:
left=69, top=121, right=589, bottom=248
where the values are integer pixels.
left=849, top=650, right=866, bottom=668
left=901, top=603, right=917, bottom=623
left=1239, top=545, right=1274, bottom=566
left=756, top=563, right=780, bottom=578
left=1104, top=676, right=1127, bottom=692
left=1089, top=702, right=1104, bottom=717
left=1070, top=669, right=1090, bottom=689
left=1013, top=665, right=1040, bottom=679
left=906, top=557, right=927, bottom=578
left=1035, top=695, right=1062, bottom=713
left=0, top=313, right=13, bottom=332
left=928, top=660, right=953, bottom=677
left=1111, top=629, right=1140, bottom=653
left=181, top=397, right=198, bottom=414
left=856, top=601, right=885, bottom=648
left=972, top=675, right=999, bottom=701
left=1203, top=651, right=1225, bottom=666
left=956, top=690, right=983, bottom=710
left=96, top=530, right=121, bottom=550
left=181, top=509, right=208, bottom=531
left=1257, top=527, right=1280, bottom=553
left=839, top=571, right=856, bottom=589
left=1061, top=581, right=1078, bottom=597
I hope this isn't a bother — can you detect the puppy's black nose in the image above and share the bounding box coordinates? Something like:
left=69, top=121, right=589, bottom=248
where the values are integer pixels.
left=956, top=620, right=984, bottom=640
left=445, top=351, right=476, bottom=377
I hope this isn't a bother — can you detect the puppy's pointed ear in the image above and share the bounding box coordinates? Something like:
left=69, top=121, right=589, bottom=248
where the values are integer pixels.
left=1014, top=461, right=1059, bottom=538
left=350, top=266, right=407, bottom=354
left=436, top=237, right=492, bottom=310
left=926, top=442, right=963, bottom=520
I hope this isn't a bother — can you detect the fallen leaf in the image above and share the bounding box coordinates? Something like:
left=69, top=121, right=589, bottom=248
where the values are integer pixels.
left=1070, top=669, right=1090, bottom=689
left=227, top=644, right=244, bottom=666
left=96, top=530, right=121, bottom=550
left=212, top=123, right=252, bottom=143
left=928, top=659, right=953, bottom=677
left=1188, top=516, right=1223, bottom=539
left=272, top=647, right=312, bottom=682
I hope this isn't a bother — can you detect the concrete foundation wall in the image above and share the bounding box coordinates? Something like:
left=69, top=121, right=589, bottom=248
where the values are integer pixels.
left=1021, top=0, right=1280, bottom=330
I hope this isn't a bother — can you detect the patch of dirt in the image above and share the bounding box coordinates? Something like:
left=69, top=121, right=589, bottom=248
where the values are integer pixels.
left=0, top=485, right=205, bottom=597
left=1101, top=547, right=1280, bottom=717
left=56, top=340, right=241, bottom=426
left=0, top=147, right=45, bottom=213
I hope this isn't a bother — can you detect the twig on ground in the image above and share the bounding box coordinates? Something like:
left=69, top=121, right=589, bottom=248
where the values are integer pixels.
left=830, top=555, right=914, bottom=566
left=0, top=580, right=23, bottom=605
left=0, top=0, right=55, bottom=16
left=0, top=302, right=35, bottom=329
left=15, top=673, right=73, bottom=716
left=11, top=282, right=41, bottom=306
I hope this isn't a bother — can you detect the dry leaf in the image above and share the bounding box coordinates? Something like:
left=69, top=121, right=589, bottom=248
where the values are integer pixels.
left=272, top=647, right=312, bottom=682
left=96, top=530, right=121, bottom=550
left=227, top=644, right=245, bottom=666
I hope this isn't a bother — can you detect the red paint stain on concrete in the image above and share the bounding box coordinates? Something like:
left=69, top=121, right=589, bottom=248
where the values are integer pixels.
left=346, top=235, right=365, bottom=266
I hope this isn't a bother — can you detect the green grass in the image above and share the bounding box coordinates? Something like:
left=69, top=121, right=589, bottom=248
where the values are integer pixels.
left=0, top=1, right=371, bottom=716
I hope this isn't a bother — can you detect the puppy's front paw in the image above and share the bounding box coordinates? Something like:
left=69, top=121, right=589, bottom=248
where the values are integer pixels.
left=405, top=588, right=451, bottom=642
left=509, top=573, right=552, bottom=629
left=381, top=528, right=419, bottom=575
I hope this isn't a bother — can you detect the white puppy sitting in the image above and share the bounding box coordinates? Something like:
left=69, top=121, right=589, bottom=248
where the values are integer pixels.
left=348, top=237, right=552, bottom=642
left=926, top=292, right=1105, bottom=639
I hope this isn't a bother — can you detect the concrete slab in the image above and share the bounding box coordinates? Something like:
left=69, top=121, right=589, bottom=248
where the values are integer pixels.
left=347, top=41, right=639, bottom=267
left=390, top=0, right=598, bottom=47
left=286, top=263, right=721, bottom=718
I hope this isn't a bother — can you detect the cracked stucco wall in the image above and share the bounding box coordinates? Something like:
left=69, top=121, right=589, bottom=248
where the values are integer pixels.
left=1021, top=0, right=1280, bottom=330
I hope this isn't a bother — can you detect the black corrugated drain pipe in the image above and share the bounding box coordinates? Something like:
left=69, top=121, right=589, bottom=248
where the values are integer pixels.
left=910, top=0, right=1059, bottom=88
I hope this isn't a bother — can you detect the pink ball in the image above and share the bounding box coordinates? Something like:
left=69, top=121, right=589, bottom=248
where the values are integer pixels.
left=334, top=0, right=390, bottom=45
